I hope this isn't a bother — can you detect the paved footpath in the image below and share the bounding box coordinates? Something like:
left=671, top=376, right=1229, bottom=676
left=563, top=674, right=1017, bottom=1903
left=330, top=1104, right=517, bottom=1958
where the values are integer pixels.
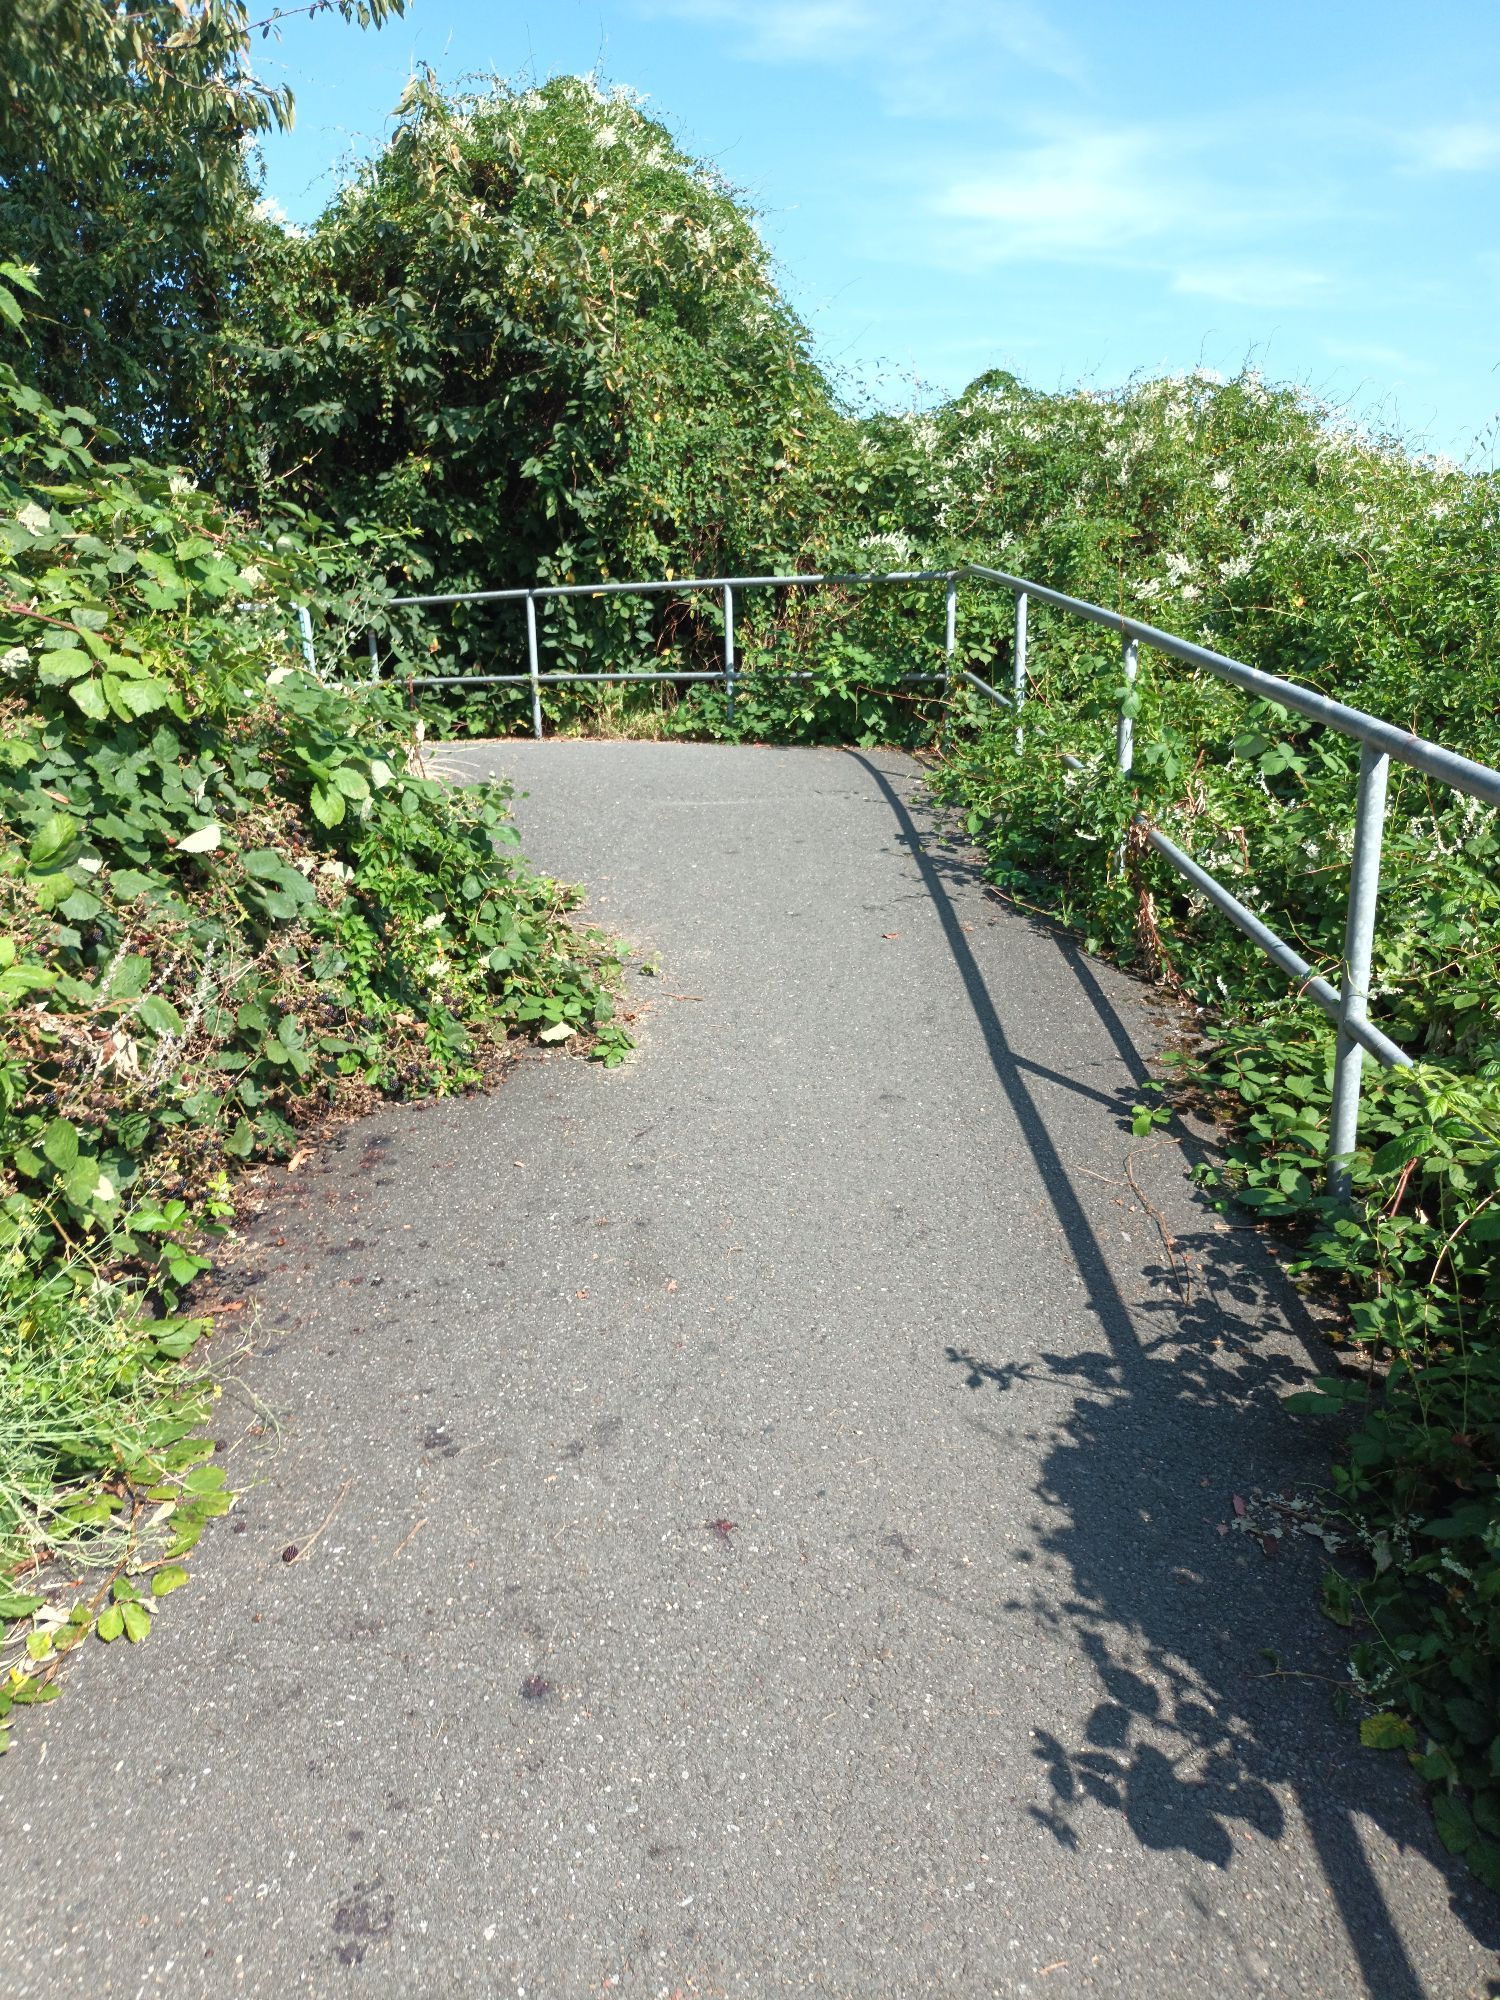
left=4, top=743, right=1497, bottom=1999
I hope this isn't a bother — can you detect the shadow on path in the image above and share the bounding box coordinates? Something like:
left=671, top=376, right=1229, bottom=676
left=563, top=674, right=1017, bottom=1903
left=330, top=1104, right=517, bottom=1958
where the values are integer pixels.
left=852, top=752, right=1500, bottom=1997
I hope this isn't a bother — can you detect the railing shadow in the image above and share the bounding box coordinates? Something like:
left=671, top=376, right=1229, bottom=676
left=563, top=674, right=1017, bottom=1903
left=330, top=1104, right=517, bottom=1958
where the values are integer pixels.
left=849, top=749, right=1500, bottom=1996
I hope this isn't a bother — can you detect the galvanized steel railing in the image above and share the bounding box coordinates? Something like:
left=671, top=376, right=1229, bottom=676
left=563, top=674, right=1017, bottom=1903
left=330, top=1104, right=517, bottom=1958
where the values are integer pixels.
left=349, top=564, right=1500, bottom=1199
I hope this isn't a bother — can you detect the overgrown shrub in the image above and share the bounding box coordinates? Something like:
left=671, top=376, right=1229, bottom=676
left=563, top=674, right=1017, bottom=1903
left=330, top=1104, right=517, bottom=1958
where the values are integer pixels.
left=238, top=71, right=858, bottom=723
left=909, top=367, right=1500, bottom=1887
left=0, top=270, right=626, bottom=1738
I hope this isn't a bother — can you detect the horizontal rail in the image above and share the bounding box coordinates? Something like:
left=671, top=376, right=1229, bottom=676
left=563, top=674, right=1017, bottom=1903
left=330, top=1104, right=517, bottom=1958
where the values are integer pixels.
left=389, top=568, right=953, bottom=608
left=396, top=670, right=725, bottom=688
left=1139, top=821, right=1412, bottom=1070
left=957, top=564, right=1500, bottom=810
left=391, top=668, right=948, bottom=690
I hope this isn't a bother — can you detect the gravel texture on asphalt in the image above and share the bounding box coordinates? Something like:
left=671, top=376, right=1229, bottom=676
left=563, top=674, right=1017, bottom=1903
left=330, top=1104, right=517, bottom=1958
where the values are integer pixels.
left=2, top=741, right=1496, bottom=2000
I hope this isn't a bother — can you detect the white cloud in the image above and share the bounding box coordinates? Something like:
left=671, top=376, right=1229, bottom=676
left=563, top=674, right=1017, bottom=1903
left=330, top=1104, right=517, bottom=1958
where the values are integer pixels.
left=1173, top=261, right=1329, bottom=309
left=635, top=0, right=1083, bottom=93
left=934, top=128, right=1199, bottom=262
left=1402, top=122, right=1500, bottom=172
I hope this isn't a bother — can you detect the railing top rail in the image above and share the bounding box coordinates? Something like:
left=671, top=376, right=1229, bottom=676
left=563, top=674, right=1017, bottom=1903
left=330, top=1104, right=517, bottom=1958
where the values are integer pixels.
left=387, top=567, right=952, bottom=608
left=381, top=560, right=1500, bottom=811
left=955, top=565, right=1500, bottom=811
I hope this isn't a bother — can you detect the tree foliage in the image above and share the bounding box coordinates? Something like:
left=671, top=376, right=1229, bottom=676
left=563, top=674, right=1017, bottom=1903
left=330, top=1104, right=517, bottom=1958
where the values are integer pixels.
left=0, top=0, right=405, bottom=461
left=242, top=73, right=853, bottom=678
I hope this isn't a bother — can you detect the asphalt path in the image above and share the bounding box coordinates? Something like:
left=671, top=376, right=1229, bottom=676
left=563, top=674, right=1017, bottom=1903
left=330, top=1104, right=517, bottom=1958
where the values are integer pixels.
left=2, top=742, right=1496, bottom=1999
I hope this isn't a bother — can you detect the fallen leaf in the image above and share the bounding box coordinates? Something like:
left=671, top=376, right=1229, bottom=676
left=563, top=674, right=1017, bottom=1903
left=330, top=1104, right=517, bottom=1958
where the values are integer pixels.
left=882, top=932, right=900, bottom=940
left=666, top=1278, right=678, bottom=1293
left=1232, top=1494, right=1246, bottom=1517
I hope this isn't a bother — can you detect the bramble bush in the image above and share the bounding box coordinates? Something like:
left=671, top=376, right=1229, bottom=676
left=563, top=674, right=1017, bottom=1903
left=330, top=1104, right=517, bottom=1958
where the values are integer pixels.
left=903, top=369, right=1500, bottom=1887
left=0, top=268, right=627, bottom=1741
left=237, top=72, right=863, bottom=727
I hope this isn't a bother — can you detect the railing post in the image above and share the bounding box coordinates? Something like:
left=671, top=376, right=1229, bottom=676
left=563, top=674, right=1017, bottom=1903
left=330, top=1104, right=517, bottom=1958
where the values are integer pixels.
left=1013, top=589, right=1028, bottom=753
left=296, top=604, right=316, bottom=676
left=1117, top=630, right=1138, bottom=773
left=367, top=629, right=380, bottom=682
left=1327, top=744, right=1391, bottom=1200
left=939, top=576, right=958, bottom=751
left=525, top=592, right=543, bottom=740
left=723, top=583, right=736, bottom=723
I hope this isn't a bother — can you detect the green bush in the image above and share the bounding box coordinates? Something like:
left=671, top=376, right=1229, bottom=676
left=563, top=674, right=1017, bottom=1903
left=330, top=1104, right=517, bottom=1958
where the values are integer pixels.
left=906, top=367, right=1500, bottom=1888
left=238, top=72, right=858, bottom=722
left=0, top=272, right=627, bottom=1734
left=0, top=0, right=406, bottom=465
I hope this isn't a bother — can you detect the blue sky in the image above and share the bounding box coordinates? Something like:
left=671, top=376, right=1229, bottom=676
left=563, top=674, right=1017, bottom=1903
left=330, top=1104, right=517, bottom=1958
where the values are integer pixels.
left=256, top=0, right=1500, bottom=457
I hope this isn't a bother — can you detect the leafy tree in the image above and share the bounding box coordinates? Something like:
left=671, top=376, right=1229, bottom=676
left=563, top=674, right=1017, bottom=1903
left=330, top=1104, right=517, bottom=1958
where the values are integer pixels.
left=241, top=73, right=856, bottom=673
left=0, top=0, right=405, bottom=464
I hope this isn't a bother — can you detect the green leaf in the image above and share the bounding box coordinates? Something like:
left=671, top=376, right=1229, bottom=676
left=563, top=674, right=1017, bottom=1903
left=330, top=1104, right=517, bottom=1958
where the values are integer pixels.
left=310, top=783, right=345, bottom=828
left=67, top=676, right=110, bottom=720
left=150, top=1565, right=191, bottom=1598
left=41, top=1116, right=80, bottom=1171
left=95, top=1605, right=124, bottom=1643
left=1370, top=1129, right=1434, bottom=1176
left=1320, top=1571, right=1355, bottom=1628
left=114, top=677, right=171, bottom=718
left=106, top=953, right=152, bottom=1001
left=120, top=1600, right=152, bottom=1644
left=153, top=1321, right=203, bottom=1359
left=36, top=646, right=93, bottom=684
left=135, top=993, right=184, bottom=1037
left=1360, top=1713, right=1416, bottom=1751
left=63, top=1156, right=107, bottom=1207
left=28, top=812, right=81, bottom=872
left=224, top=1118, right=255, bottom=1158
left=1433, top=1791, right=1476, bottom=1856
left=0, top=1592, right=45, bottom=1621
left=108, top=869, right=155, bottom=901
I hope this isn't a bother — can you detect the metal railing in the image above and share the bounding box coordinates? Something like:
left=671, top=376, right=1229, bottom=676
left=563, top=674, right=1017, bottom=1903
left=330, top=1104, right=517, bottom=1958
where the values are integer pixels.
left=375, top=570, right=953, bottom=732
left=353, top=563, right=1500, bottom=1200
